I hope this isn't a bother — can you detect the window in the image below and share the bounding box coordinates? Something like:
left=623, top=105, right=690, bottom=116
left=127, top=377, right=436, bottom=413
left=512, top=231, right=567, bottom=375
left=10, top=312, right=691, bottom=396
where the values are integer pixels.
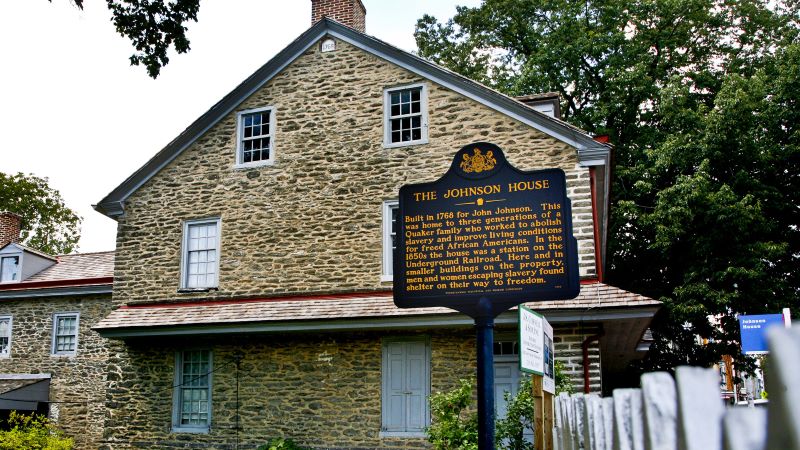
left=382, top=200, right=398, bottom=281
left=181, top=219, right=221, bottom=290
left=51, top=313, right=79, bottom=356
left=0, top=256, right=19, bottom=283
left=0, top=316, right=11, bottom=357
left=173, top=350, right=212, bottom=432
left=381, top=338, right=430, bottom=436
left=384, top=84, right=428, bottom=148
left=236, top=107, right=276, bottom=167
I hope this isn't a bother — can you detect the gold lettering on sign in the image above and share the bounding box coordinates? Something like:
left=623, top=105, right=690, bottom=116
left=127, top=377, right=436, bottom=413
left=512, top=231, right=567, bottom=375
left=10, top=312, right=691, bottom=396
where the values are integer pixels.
left=404, top=190, right=568, bottom=295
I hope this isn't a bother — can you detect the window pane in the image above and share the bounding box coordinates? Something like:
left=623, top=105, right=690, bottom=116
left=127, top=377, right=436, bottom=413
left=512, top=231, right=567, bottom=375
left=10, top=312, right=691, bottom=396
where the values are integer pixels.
left=1, top=257, right=19, bottom=282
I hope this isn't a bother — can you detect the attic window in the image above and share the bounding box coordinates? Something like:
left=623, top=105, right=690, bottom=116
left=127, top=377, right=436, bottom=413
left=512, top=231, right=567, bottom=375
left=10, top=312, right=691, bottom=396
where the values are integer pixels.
left=383, top=83, right=428, bottom=148
left=236, top=107, right=276, bottom=168
left=0, top=256, right=19, bottom=283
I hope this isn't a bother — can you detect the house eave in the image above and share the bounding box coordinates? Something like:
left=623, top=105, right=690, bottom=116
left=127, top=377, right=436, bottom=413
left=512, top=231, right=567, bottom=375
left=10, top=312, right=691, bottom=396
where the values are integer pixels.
left=95, top=305, right=659, bottom=339
left=94, top=18, right=610, bottom=218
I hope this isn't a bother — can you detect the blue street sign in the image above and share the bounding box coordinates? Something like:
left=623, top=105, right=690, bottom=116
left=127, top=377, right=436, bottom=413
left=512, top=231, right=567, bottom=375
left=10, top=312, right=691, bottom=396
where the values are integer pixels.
left=739, top=314, right=786, bottom=354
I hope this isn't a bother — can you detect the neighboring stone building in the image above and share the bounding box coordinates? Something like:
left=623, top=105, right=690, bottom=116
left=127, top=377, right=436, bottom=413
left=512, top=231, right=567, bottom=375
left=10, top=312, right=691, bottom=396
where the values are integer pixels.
left=0, top=212, right=114, bottom=448
left=49, top=1, right=661, bottom=448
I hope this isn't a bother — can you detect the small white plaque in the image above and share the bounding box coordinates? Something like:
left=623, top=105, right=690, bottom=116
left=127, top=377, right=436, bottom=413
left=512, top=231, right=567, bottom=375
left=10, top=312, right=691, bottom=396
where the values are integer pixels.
left=321, top=39, right=336, bottom=52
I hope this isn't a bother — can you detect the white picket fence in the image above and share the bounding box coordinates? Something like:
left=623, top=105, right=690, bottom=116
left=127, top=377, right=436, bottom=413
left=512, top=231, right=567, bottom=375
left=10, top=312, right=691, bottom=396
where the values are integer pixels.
left=553, top=326, right=800, bottom=450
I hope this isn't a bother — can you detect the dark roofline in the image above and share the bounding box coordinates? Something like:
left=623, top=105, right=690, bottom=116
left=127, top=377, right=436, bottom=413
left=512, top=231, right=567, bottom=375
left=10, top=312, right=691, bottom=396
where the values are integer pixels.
left=95, top=18, right=610, bottom=218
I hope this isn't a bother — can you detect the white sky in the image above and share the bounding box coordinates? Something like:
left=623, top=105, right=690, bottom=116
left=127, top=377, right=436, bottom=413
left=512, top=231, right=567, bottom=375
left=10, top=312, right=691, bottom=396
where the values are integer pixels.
left=0, top=0, right=479, bottom=253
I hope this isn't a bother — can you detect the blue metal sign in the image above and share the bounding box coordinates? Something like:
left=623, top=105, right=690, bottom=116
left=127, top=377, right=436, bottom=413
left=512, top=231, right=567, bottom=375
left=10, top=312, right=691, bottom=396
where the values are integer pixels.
left=739, top=314, right=785, bottom=354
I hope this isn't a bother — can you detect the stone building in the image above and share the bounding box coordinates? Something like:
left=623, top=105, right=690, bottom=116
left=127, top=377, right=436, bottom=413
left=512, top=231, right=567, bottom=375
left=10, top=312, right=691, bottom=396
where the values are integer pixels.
left=0, top=212, right=114, bottom=448
left=3, top=1, right=659, bottom=448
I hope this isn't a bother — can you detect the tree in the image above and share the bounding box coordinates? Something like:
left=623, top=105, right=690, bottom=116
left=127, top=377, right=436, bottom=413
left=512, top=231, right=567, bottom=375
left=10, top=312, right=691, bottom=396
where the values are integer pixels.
left=415, top=0, right=799, bottom=374
left=0, top=411, right=74, bottom=449
left=50, top=0, right=200, bottom=78
left=0, top=172, right=82, bottom=255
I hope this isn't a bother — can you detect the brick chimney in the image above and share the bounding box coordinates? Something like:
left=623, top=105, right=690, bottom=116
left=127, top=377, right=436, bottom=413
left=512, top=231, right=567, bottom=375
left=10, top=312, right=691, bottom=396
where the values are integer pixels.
left=0, top=211, right=21, bottom=247
left=312, top=0, right=366, bottom=32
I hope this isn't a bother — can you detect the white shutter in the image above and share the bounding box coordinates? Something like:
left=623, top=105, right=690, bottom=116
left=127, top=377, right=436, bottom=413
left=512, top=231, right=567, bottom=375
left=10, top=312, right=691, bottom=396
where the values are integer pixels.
left=382, top=339, right=430, bottom=433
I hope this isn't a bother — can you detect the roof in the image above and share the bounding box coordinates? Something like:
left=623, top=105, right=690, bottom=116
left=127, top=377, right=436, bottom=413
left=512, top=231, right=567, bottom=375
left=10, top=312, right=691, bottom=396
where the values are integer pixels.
left=26, top=251, right=114, bottom=282
left=0, top=242, right=57, bottom=261
left=94, top=282, right=660, bottom=338
left=0, top=251, right=114, bottom=299
left=94, top=18, right=611, bottom=218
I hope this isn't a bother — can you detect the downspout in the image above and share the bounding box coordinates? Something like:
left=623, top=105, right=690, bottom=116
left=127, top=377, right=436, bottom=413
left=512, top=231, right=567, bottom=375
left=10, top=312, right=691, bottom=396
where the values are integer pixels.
left=582, top=331, right=604, bottom=393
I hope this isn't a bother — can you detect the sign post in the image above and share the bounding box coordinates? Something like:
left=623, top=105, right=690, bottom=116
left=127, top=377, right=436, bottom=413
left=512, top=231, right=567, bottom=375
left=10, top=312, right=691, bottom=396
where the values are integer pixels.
left=394, top=142, right=580, bottom=449
left=520, top=306, right=555, bottom=450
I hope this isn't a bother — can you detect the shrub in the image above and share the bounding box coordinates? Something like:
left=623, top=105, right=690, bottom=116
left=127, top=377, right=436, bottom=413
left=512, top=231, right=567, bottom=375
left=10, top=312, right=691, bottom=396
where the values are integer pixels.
left=256, top=437, right=311, bottom=450
left=0, top=411, right=73, bottom=450
left=427, top=379, right=478, bottom=450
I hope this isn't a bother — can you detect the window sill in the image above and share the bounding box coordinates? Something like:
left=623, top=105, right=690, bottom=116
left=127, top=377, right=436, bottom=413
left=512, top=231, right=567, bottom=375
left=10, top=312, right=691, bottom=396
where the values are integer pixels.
left=50, top=353, right=77, bottom=358
left=383, top=138, right=429, bottom=149
left=171, top=426, right=209, bottom=434
left=380, top=274, right=393, bottom=283
left=177, top=287, right=218, bottom=294
left=379, top=431, right=427, bottom=439
left=234, top=160, right=274, bottom=170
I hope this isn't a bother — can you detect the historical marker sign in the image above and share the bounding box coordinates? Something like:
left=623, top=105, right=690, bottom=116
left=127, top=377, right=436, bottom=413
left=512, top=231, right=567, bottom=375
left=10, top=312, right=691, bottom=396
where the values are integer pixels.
left=394, top=142, right=580, bottom=317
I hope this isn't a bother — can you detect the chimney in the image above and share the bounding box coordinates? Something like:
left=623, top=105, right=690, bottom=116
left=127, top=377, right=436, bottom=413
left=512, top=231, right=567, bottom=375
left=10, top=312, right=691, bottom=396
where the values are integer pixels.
left=0, top=211, right=21, bottom=247
left=311, top=0, right=366, bottom=33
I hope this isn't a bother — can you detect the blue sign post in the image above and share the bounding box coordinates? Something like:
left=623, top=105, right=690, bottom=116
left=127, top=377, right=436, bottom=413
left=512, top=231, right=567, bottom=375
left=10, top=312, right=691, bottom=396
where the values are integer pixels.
left=739, top=314, right=787, bottom=354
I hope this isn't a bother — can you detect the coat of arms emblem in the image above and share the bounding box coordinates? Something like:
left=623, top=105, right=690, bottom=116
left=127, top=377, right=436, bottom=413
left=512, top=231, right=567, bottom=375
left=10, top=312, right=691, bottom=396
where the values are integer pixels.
left=459, top=148, right=497, bottom=173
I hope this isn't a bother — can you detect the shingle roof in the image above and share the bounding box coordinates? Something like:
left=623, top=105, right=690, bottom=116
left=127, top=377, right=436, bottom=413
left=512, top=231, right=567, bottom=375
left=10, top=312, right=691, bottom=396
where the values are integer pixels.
left=94, top=282, right=659, bottom=331
left=26, top=251, right=115, bottom=282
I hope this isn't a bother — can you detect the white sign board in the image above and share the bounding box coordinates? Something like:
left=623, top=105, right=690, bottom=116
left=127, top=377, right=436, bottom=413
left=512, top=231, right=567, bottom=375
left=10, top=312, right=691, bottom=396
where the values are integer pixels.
left=519, top=305, right=555, bottom=394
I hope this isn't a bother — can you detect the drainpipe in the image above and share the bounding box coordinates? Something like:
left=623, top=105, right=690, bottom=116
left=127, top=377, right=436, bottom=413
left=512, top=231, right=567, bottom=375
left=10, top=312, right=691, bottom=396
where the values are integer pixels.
left=582, top=331, right=604, bottom=393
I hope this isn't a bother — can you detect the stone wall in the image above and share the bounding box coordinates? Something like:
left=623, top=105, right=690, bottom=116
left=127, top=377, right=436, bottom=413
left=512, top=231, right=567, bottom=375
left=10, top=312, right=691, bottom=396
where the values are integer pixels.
left=0, top=294, right=114, bottom=448
left=102, top=324, right=599, bottom=449
left=112, top=36, right=596, bottom=306
left=102, top=329, right=476, bottom=449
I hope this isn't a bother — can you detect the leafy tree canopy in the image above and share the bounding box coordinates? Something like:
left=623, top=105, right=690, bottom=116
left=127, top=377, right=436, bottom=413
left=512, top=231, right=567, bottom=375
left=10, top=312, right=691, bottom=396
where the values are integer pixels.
left=0, top=172, right=82, bottom=255
left=415, top=0, right=799, bottom=374
left=50, top=0, right=200, bottom=78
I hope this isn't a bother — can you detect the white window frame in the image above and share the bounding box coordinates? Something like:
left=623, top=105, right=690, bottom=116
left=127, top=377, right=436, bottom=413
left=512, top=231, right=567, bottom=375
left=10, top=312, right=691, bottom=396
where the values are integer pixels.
left=0, top=254, right=21, bottom=284
left=172, top=349, right=213, bottom=433
left=180, top=218, right=222, bottom=290
left=381, top=200, right=398, bottom=282
left=51, top=312, right=79, bottom=356
left=0, top=316, right=12, bottom=357
left=383, top=83, right=429, bottom=148
left=380, top=336, right=431, bottom=438
left=235, top=106, right=276, bottom=168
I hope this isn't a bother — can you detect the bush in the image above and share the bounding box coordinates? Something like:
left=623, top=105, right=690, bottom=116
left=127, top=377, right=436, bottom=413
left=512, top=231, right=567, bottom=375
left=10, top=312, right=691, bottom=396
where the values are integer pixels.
left=428, top=361, right=574, bottom=450
left=256, top=438, right=311, bottom=450
left=0, top=411, right=73, bottom=450
left=427, top=379, right=478, bottom=450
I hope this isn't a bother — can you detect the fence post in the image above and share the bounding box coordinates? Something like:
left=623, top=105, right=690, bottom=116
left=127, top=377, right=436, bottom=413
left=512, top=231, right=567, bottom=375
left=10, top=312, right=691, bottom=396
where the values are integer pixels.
left=602, top=397, right=614, bottom=450
left=675, top=366, right=724, bottom=450
left=765, top=326, right=800, bottom=450
left=612, top=388, right=644, bottom=450
left=722, top=408, right=766, bottom=450
left=641, top=371, right=677, bottom=450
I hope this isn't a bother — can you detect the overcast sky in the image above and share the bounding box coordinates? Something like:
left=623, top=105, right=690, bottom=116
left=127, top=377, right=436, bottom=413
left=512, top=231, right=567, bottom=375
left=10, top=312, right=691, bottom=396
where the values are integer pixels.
left=0, top=0, right=480, bottom=253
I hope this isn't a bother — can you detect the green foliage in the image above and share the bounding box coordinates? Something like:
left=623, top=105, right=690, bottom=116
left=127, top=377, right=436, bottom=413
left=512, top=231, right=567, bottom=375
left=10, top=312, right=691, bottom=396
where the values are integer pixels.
left=256, top=438, right=310, bottom=450
left=554, top=360, right=574, bottom=395
left=0, top=411, right=74, bottom=449
left=427, top=379, right=478, bottom=450
left=496, top=377, right=534, bottom=450
left=48, top=0, right=199, bottom=78
left=0, top=172, right=81, bottom=255
left=416, top=1, right=800, bottom=375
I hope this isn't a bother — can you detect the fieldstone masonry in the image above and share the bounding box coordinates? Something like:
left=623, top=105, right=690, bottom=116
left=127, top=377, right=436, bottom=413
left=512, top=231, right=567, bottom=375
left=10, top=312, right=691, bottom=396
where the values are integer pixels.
left=0, top=295, right=114, bottom=449
left=112, top=37, right=596, bottom=307
left=101, top=35, right=605, bottom=449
